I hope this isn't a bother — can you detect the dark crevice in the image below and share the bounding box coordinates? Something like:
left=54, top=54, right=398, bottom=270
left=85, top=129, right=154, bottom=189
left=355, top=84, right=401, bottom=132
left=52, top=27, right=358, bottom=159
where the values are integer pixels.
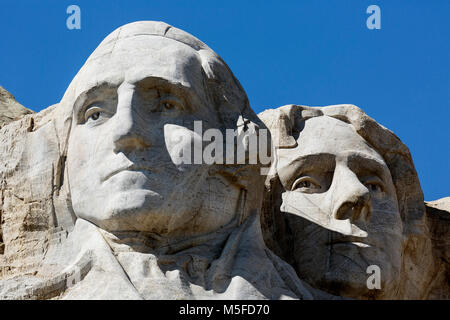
left=0, top=208, right=4, bottom=255
left=27, top=117, right=35, bottom=132
left=58, top=156, right=67, bottom=192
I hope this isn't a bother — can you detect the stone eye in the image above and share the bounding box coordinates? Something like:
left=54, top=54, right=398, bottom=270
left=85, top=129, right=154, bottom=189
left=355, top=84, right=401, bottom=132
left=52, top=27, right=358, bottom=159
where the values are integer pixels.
left=366, top=182, right=382, bottom=192
left=159, top=96, right=184, bottom=112
left=298, top=181, right=311, bottom=188
left=362, top=177, right=385, bottom=194
left=90, top=112, right=100, bottom=121
left=84, top=105, right=105, bottom=123
left=292, top=177, right=321, bottom=192
left=163, top=102, right=174, bottom=110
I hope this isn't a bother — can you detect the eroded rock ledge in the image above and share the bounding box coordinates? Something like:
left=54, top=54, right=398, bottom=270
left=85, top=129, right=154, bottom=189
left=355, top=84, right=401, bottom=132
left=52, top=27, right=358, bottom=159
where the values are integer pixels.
left=0, top=86, right=33, bottom=129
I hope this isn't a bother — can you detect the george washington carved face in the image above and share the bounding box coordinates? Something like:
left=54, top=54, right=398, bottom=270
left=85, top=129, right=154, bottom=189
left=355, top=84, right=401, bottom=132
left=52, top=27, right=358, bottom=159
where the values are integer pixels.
left=64, top=24, right=259, bottom=238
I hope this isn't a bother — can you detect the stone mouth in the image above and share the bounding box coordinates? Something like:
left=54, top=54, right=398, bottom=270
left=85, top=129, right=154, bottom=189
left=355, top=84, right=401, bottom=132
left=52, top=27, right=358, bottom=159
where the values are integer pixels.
left=102, top=164, right=152, bottom=182
left=326, top=236, right=373, bottom=248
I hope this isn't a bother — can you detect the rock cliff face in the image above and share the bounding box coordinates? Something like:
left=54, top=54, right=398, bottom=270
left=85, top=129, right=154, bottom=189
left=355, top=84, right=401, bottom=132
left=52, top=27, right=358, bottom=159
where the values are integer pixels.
left=0, top=86, right=35, bottom=260
left=0, top=22, right=448, bottom=300
left=0, top=21, right=310, bottom=300
left=425, top=198, right=450, bottom=299
left=0, top=87, right=33, bottom=129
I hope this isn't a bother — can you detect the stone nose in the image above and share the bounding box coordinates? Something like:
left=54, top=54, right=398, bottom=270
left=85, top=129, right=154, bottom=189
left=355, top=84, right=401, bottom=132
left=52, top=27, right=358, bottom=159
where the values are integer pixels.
left=332, top=164, right=371, bottom=222
left=111, top=85, right=151, bottom=153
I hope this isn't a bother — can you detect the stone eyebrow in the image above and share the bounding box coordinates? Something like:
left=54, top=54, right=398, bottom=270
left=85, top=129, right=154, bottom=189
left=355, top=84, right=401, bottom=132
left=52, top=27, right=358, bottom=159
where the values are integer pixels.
left=133, top=76, right=196, bottom=109
left=346, top=152, right=390, bottom=178
left=72, top=83, right=118, bottom=121
left=285, top=153, right=336, bottom=173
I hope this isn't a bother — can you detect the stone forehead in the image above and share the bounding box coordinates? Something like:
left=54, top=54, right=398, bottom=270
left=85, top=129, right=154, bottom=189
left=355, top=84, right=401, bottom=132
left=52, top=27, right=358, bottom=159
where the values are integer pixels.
left=63, top=21, right=220, bottom=111
left=277, top=115, right=385, bottom=166
left=301, top=116, right=381, bottom=155
left=78, top=21, right=212, bottom=88
left=72, top=36, right=206, bottom=98
left=59, top=20, right=255, bottom=133
left=88, top=21, right=211, bottom=62
left=62, top=21, right=239, bottom=111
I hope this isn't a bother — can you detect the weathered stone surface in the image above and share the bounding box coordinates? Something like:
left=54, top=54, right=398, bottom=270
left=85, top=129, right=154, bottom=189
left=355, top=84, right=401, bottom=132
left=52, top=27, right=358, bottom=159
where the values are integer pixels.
left=425, top=198, right=450, bottom=299
left=0, top=21, right=311, bottom=300
left=0, top=22, right=448, bottom=301
left=0, top=103, right=66, bottom=283
left=258, top=104, right=446, bottom=299
left=0, top=86, right=36, bottom=269
left=0, top=86, right=33, bottom=129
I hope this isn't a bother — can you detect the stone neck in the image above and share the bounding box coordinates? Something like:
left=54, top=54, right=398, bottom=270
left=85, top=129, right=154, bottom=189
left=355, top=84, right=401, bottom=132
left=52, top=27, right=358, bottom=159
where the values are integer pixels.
left=97, top=216, right=240, bottom=257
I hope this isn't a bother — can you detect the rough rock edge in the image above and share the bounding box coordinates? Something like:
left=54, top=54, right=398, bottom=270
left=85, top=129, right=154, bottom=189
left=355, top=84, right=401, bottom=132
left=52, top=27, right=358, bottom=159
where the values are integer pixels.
left=0, top=86, right=34, bottom=129
left=425, top=197, right=450, bottom=299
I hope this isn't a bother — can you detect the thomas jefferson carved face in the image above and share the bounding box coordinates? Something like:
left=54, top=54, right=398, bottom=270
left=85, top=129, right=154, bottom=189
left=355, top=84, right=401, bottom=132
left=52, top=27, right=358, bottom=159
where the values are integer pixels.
left=276, top=115, right=403, bottom=298
left=66, top=35, right=243, bottom=236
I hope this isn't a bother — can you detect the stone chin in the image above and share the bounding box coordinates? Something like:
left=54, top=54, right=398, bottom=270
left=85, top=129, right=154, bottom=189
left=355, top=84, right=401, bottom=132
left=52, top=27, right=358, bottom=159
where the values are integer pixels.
left=77, top=191, right=165, bottom=231
left=318, top=244, right=397, bottom=298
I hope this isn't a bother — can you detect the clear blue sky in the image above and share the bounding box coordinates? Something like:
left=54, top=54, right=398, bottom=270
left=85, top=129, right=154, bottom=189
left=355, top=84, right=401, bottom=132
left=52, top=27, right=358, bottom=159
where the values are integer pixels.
left=0, top=0, right=448, bottom=201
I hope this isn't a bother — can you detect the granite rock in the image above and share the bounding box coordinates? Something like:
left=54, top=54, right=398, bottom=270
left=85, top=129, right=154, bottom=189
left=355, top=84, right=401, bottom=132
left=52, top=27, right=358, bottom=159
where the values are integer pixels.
left=0, top=86, right=33, bottom=129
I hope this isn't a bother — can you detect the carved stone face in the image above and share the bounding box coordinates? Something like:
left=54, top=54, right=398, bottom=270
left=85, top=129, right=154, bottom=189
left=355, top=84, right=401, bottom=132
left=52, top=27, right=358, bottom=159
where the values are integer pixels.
left=276, top=115, right=403, bottom=298
left=66, top=36, right=241, bottom=236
